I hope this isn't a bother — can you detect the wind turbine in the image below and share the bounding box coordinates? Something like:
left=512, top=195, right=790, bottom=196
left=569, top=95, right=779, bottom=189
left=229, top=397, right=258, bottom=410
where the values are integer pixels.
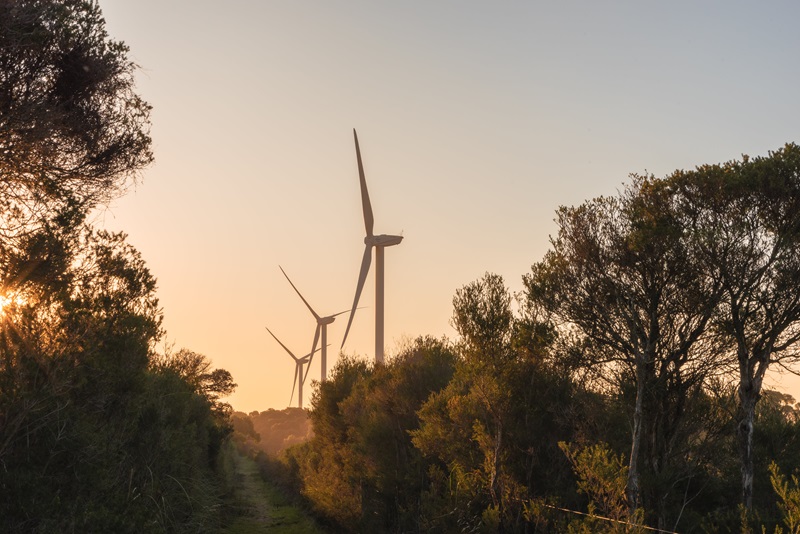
left=265, top=326, right=321, bottom=409
left=340, top=129, right=403, bottom=364
left=279, top=265, right=350, bottom=383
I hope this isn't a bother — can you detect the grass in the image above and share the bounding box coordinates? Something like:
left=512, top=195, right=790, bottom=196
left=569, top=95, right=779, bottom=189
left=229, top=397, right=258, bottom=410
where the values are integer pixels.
left=222, top=443, right=324, bottom=534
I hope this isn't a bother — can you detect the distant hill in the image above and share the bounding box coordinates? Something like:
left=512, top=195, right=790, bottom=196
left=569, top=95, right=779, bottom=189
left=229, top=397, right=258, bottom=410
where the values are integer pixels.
left=232, top=408, right=313, bottom=456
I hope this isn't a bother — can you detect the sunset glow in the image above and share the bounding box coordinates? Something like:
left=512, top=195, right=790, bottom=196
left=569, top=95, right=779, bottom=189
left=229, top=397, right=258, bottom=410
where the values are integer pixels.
left=0, top=293, right=18, bottom=316
left=6, top=1, right=800, bottom=530
left=99, top=1, right=800, bottom=413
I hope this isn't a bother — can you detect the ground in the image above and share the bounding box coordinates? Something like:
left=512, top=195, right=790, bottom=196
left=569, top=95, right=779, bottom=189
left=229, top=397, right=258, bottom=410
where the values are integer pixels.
left=223, top=446, right=323, bottom=534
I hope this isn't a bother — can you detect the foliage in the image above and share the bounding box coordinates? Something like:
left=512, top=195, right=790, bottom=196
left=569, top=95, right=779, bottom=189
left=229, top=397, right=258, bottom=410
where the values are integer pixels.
left=0, top=225, right=235, bottom=532
left=769, top=462, right=800, bottom=534
left=667, top=144, right=800, bottom=510
left=279, top=143, right=800, bottom=533
left=558, top=441, right=645, bottom=533
left=286, top=337, right=457, bottom=532
left=525, top=175, right=726, bottom=527
left=0, top=0, right=152, bottom=214
left=0, top=3, right=236, bottom=531
left=235, top=407, right=312, bottom=456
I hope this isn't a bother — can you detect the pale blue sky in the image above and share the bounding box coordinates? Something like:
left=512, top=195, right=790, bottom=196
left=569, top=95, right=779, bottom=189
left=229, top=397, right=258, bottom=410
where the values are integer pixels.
left=100, top=1, right=800, bottom=411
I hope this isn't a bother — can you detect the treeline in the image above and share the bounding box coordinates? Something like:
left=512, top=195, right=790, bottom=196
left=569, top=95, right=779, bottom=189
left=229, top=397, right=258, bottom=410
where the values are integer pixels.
left=0, top=2, right=236, bottom=531
left=275, top=144, right=800, bottom=533
left=233, top=408, right=313, bottom=457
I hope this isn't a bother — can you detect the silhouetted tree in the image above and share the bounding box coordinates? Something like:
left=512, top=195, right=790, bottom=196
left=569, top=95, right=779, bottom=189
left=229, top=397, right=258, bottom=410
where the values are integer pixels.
left=667, top=144, right=800, bottom=509
left=0, top=3, right=240, bottom=530
left=526, top=176, right=724, bottom=528
left=0, top=227, right=235, bottom=532
left=0, top=0, right=152, bottom=217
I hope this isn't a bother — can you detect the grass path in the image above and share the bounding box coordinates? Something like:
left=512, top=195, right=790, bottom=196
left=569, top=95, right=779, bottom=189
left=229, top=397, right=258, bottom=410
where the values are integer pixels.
left=223, top=446, right=324, bottom=534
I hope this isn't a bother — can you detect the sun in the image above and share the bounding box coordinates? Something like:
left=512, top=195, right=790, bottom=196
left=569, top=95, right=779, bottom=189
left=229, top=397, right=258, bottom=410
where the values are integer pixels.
left=0, top=293, right=21, bottom=316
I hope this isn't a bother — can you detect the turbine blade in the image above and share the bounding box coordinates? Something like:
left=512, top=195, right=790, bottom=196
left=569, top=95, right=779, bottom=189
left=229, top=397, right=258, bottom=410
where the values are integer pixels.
left=279, top=265, right=320, bottom=321
left=303, top=325, right=321, bottom=384
left=341, top=244, right=372, bottom=348
left=265, top=326, right=298, bottom=361
left=354, top=129, right=374, bottom=238
left=290, top=364, right=299, bottom=406
left=311, top=323, right=321, bottom=357
left=330, top=306, right=364, bottom=319
left=301, top=343, right=323, bottom=359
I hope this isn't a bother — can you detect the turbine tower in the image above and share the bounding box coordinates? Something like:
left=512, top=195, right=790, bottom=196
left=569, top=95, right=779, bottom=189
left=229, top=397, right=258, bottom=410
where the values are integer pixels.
left=279, top=265, right=349, bottom=382
left=265, top=326, right=320, bottom=409
left=340, top=129, right=403, bottom=364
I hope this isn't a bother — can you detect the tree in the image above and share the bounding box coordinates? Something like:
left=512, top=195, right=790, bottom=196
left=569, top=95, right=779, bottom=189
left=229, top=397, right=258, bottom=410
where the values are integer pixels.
left=668, top=144, right=800, bottom=509
left=0, top=0, right=155, bottom=390
left=0, top=0, right=152, bottom=217
left=414, top=273, right=581, bottom=532
left=0, top=2, right=243, bottom=530
left=152, top=348, right=236, bottom=406
left=452, top=271, right=513, bottom=358
left=339, top=337, right=458, bottom=532
left=0, top=227, right=237, bottom=532
left=0, top=227, right=160, bottom=531
left=289, top=339, right=458, bottom=532
left=292, top=356, right=371, bottom=529
left=558, top=441, right=645, bottom=533
left=451, top=272, right=517, bottom=528
left=525, top=176, right=723, bottom=528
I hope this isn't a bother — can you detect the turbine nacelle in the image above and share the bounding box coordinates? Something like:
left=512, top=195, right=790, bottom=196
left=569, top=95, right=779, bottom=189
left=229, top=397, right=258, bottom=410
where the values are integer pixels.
left=365, top=234, right=403, bottom=247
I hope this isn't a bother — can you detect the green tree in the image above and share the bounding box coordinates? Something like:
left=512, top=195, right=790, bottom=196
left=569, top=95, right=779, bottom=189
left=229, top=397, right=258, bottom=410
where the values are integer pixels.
left=0, top=228, right=157, bottom=531
left=152, top=348, right=236, bottom=413
left=558, top=441, right=645, bottom=533
left=292, top=356, right=371, bottom=528
left=769, top=461, right=800, bottom=534
left=0, top=2, right=242, bottom=531
left=288, top=338, right=457, bottom=532
left=667, top=144, right=800, bottom=509
left=414, top=273, right=580, bottom=532
left=340, top=337, right=458, bottom=532
left=452, top=272, right=513, bottom=357
left=525, top=176, right=723, bottom=528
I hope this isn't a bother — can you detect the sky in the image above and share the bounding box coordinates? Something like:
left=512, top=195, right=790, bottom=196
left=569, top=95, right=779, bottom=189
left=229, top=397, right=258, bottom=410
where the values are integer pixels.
left=98, top=1, right=800, bottom=413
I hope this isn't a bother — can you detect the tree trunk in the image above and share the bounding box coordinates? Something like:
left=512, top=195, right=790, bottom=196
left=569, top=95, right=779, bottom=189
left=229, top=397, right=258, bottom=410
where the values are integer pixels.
left=627, top=362, right=646, bottom=512
left=738, top=377, right=760, bottom=510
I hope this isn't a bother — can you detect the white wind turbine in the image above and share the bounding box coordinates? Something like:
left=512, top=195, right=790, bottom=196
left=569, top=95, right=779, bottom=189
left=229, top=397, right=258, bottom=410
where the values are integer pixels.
left=279, top=265, right=351, bottom=383
left=340, top=129, right=403, bottom=364
left=265, top=326, right=321, bottom=409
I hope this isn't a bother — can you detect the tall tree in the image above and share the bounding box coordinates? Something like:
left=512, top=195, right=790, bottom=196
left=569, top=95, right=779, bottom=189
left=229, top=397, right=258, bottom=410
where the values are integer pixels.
left=668, top=144, right=800, bottom=509
left=525, top=177, right=722, bottom=528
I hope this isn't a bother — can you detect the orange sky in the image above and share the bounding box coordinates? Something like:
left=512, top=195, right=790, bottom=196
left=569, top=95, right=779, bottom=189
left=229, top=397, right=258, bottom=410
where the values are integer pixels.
left=99, top=1, right=800, bottom=412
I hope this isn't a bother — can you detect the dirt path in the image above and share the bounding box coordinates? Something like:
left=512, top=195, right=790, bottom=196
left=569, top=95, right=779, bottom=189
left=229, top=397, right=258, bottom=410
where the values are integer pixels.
left=224, top=450, right=273, bottom=533
left=223, top=447, right=323, bottom=534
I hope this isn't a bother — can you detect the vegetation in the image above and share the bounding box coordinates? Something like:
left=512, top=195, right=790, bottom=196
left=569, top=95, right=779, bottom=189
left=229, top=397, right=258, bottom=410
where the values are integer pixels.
left=0, top=1, right=236, bottom=531
left=4, top=2, right=800, bottom=533
left=220, top=442, right=324, bottom=534
left=233, top=408, right=313, bottom=457
left=264, top=144, right=800, bottom=533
